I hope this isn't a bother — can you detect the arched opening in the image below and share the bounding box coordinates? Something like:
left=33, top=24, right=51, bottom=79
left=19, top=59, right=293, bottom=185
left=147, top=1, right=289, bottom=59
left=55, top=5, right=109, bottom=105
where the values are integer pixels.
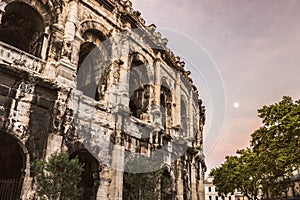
left=160, top=85, right=172, bottom=128
left=77, top=29, right=107, bottom=99
left=181, top=97, right=188, bottom=136
left=161, top=168, right=174, bottom=200
left=70, top=150, right=100, bottom=200
left=129, top=84, right=150, bottom=119
left=0, top=132, right=25, bottom=200
left=129, top=59, right=151, bottom=120
left=0, top=2, right=45, bottom=57
left=122, top=156, right=162, bottom=200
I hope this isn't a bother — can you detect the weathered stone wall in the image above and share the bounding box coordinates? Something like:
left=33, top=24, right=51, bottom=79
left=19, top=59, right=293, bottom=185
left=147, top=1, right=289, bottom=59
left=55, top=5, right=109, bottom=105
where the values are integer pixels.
left=0, top=0, right=206, bottom=199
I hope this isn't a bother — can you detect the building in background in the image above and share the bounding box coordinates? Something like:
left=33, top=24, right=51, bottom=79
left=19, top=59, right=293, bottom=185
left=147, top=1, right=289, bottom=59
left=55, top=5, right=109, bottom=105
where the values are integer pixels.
left=204, top=177, right=235, bottom=200
left=0, top=0, right=206, bottom=199
left=283, top=168, right=300, bottom=200
left=204, top=177, right=255, bottom=200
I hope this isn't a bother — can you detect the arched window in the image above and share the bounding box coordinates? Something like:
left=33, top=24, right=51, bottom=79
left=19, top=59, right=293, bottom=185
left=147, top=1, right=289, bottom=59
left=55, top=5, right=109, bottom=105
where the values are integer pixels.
left=129, top=56, right=151, bottom=120
left=160, top=85, right=172, bottom=128
left=0, top=2, right=45, bottom=57
left=180, top=97, right=188, bottom=136
left=77, top=29, right=107, bottom=99
left=161, top=168, right=174, bottom=200
left=70, top=149, right=100, bottom=200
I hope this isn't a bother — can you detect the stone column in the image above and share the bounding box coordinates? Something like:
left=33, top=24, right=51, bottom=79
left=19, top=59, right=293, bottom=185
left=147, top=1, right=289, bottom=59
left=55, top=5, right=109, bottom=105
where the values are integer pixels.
left=62, top=0, right=78, bottom=62
left=45, top=134, right=63, bottom=160
left=96, top=166, right=111, bottom=200
left=151, top=56, right=162, bottom=128
left=190, top=159, right=197, bottom=200
left=7, top=82, right=34, bottom=141
left=6, top=81, right=35, bottom=199
left=109, top=32, right=130, bottom=109
left=174, top=72, right=181, bottom=127
left=188, top=90, right=193, bottom=138
left=56, top=0, right=78, bottom=87
left=176, top=159, right=184, bottom=200
left=109, top=140, right=125, bottom=200
left=40, top=26, right=50, bottom=60
left=109, top=110, right=126, bottom=200
left=0, top=3, right=6, bottom=24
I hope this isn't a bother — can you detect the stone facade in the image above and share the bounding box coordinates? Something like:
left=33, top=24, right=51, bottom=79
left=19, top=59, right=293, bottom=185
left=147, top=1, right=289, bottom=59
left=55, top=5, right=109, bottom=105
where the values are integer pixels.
left=0, top=0, right=206, bottom=199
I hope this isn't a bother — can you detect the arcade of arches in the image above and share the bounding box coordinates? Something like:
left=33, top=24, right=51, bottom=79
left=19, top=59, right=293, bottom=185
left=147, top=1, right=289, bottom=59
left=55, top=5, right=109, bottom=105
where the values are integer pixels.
left=0, top=0, right=206, bottom=199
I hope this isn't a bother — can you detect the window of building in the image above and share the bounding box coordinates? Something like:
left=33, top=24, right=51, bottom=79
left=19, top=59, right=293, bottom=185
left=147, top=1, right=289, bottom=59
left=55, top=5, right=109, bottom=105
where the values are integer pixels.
left=215, top=196, right=218, bottom=200
left=70, top=149, right=100, bottom=200
left=208, top=186, right=211, bottom=192
left=0, top=2, right=45, bottom=57
left=229, top=196, right=231, bottom=200
left=180, top=97, right=188, bottom=136
left=160, top=85, right=172, bottom=128
left=209, top=196, right=212, bottom=200
left=77, top=29, right=107, bottom=99
left=129, top=59, right=150, bottom=120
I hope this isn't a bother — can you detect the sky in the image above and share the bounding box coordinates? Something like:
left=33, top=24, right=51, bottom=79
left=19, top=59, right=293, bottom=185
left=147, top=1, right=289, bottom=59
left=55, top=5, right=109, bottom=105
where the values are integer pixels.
left=131, top=0, right=300, bottom=174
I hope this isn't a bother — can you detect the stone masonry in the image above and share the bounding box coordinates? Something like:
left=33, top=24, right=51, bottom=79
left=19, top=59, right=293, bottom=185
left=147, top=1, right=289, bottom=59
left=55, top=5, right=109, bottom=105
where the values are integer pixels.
left=0, top=0, right=206, bottom=199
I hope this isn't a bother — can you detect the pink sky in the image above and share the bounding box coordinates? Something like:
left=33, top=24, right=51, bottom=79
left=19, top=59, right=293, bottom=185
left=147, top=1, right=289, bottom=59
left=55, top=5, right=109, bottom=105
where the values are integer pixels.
left=131, top=0, right=300, bottom=173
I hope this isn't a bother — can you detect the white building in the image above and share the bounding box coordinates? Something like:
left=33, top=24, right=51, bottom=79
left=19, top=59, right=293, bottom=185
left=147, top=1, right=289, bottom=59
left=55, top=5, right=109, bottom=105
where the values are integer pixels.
left=204, top=177, right=235, bottom=200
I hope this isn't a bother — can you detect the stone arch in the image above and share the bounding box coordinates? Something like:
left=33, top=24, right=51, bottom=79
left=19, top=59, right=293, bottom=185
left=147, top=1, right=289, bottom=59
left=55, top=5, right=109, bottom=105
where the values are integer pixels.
left=0, top=1, right=44, bottom=57
left=0, top=0, right=53, bottom=26
left=0, top=0, right=53, bottom=58
left=160, top=77, right=173, bottom=128
left=76, top=28, right=110, bottom=99
left=128, top=52, right=152, bottom=120
left=70, top=149, right=100, bottom=200
left=129, top=52, right=147, bottom=66
left=160, top=164, right=175, bottom=200
left=77, top=19, right=111, bottom=39
left=0, top=131, right=30, bottom=200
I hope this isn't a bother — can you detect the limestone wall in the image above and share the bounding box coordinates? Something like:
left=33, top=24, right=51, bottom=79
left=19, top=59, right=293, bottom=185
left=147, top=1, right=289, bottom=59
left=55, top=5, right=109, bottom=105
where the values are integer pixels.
left=0, top=0, right=206, bottom=199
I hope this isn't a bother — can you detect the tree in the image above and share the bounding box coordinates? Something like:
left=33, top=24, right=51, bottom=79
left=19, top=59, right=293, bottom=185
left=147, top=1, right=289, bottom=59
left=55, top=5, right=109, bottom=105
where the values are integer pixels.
left=251, top=96, right=300, bottom=197
left=123, top=156, right=172, bottom=200
left=210, top=155, right=238, bottom=198
left=34, top=152, right=84, bottom=200
left=211, top=97, right=300, bottom=199
left=210, top=149, right=261, bottom=200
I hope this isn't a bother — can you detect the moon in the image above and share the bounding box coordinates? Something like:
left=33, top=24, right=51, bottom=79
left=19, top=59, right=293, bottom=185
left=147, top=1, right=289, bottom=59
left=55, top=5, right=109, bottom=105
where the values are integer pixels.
left=233, top=102, right=240, bottom=108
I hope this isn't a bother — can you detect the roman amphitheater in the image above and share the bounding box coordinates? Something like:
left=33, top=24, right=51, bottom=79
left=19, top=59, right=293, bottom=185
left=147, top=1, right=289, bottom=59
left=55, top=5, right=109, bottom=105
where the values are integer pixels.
left=0, top=0, right=206, bottom=199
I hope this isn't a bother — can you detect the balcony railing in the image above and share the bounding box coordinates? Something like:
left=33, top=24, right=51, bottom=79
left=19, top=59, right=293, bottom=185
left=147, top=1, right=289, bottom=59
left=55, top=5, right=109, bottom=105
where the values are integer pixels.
left=0, top=41, right=45, bottom=75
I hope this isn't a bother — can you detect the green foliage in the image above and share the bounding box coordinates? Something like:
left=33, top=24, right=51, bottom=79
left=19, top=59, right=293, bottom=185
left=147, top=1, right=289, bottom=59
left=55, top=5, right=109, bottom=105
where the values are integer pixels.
left=210, top=96, right=300, bottom=199
left=210, top=149, right=261, bottom=200
left=123, top=156, right=173, bottom=200
left=251, top=96, right=300, bottom=196
left=34, top=152, right=84, bottom=200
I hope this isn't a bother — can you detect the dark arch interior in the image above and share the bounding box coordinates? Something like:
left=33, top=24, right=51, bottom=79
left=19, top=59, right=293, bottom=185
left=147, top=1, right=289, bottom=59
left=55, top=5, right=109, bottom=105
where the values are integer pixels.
left=129, top=85, right=150, bottom=119
left=0, top=132, right=25, bottom=178
left=161, top=169, right=173, bottom=200
left=160, top=85, right=172, bottom=128
left=70, top=150, right=100, bottom=200
left=77, top=42, right=102, bottom=99
left=0, top=2, right=44, bottom=57
left=83, top=29, right=106, bottom=44
left=181, top=98, right=188, bottom=135
left=0, top=132, right=25, bottom=200
left=129, top=60, right=150, bottom=119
